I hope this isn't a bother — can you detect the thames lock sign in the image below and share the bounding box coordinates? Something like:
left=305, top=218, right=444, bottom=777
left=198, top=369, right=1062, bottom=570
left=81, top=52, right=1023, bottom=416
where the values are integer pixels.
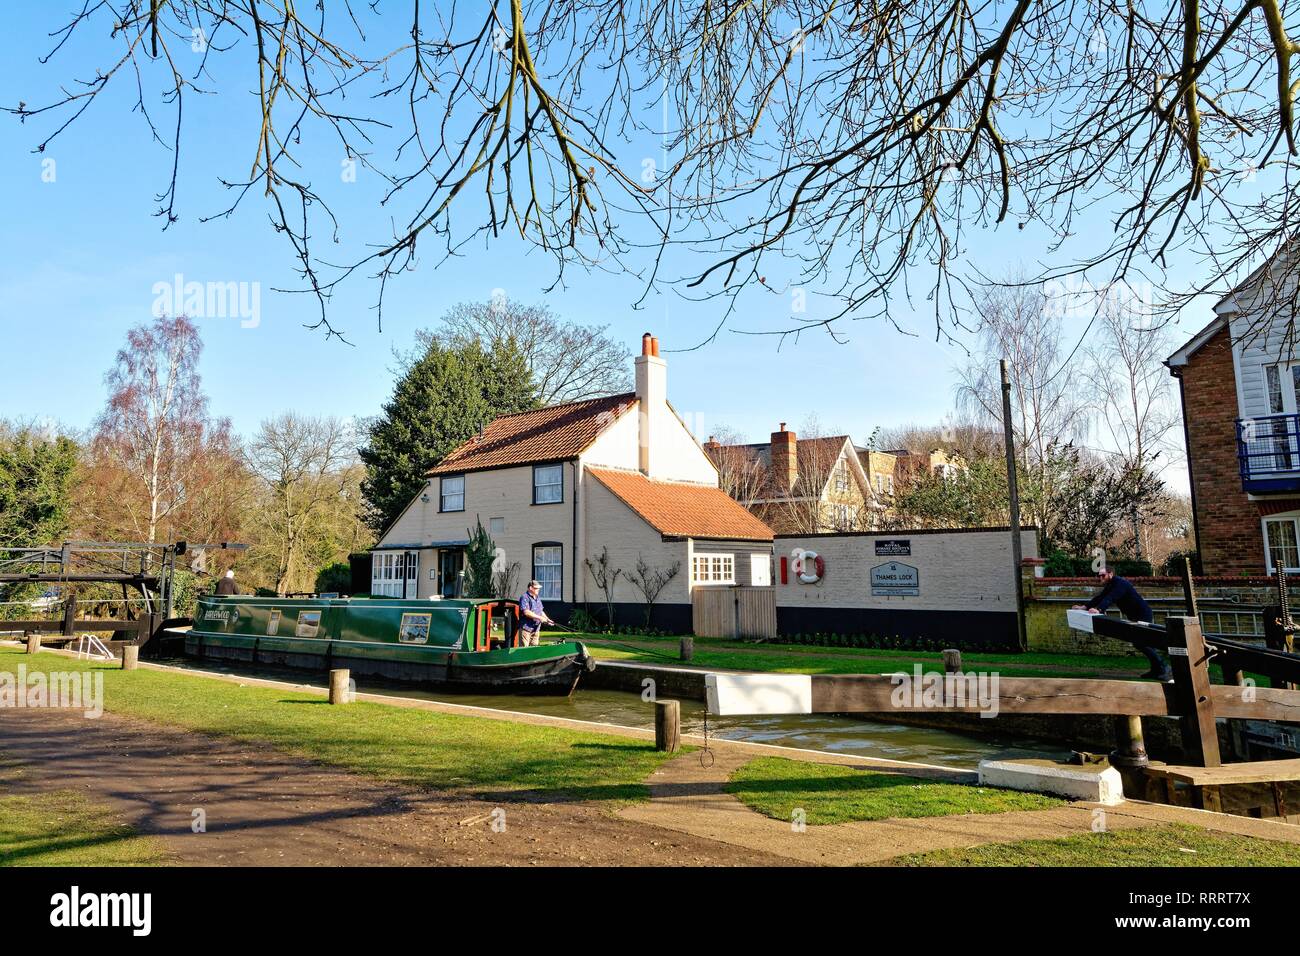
left=871, top=561, right=919, bottom=596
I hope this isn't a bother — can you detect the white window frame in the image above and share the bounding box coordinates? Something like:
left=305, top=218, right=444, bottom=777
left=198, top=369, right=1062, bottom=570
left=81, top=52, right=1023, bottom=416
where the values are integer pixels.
left=1263, top=514, right=1300, bottom=574
left=532, top=544, right=563, bottom=601
left=533, top=464, right=564, bottom=504
left=691, top=552, right=735, bottom=585
left=440, top=475, right=465, bottom=512
left=372, top=551, right=419, bottom=597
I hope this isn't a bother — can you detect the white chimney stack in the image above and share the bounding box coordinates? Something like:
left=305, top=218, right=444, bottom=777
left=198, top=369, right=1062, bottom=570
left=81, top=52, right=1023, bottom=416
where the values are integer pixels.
left=635, top=332, right=666, bottom=476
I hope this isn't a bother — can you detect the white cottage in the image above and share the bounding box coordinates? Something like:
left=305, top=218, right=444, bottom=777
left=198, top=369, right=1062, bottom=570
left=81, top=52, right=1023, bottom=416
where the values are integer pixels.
left=371, top=333, right=774, bottom=631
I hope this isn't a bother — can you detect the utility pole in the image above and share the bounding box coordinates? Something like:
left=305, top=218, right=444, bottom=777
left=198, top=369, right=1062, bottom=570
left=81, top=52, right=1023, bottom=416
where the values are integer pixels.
left=1001, top=360, right=1027, bottom=651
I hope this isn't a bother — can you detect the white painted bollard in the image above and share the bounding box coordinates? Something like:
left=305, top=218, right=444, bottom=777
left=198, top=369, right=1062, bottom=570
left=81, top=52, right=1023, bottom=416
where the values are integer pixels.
left=978, top=759, right=1125, bottom=805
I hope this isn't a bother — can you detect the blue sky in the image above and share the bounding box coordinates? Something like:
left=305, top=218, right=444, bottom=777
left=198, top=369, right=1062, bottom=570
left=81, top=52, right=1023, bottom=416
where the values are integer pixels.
left=0, top=5, right=1232, bottom=489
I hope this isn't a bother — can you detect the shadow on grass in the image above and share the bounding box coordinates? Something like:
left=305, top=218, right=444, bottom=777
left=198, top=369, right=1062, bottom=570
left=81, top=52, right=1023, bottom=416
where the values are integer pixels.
left=1, top=828, right=146, bottom=866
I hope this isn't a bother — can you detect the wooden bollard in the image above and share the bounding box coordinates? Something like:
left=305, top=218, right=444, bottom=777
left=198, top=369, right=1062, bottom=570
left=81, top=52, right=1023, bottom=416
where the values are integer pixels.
left=654, top=699, right=680, bottom=753
left=942, top=648, right=962, bottom=674
left=328, top=669, right=351, bottom=705
left=679, top=637, right=694, bottom=662
left=25, top=634, right=40, bottom=655
left=122, top=645, right=139, bottom=671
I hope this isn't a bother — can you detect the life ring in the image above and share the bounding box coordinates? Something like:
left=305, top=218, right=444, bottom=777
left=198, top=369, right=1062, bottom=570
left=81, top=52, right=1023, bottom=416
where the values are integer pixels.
left=791, top=548, right=825, bottom=584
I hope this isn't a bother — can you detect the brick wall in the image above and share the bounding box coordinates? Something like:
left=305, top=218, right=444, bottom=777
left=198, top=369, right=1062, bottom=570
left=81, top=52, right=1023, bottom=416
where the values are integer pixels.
left=1179, top=325, right=1271, bottom=574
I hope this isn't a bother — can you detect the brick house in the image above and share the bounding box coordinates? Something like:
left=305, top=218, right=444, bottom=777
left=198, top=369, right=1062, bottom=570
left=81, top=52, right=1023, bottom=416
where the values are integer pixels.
left=704, top=425, right=884, bottom=533
left=1166, top=246, right=1300, bottom=575
left=370, top=333, right=773, bottom=631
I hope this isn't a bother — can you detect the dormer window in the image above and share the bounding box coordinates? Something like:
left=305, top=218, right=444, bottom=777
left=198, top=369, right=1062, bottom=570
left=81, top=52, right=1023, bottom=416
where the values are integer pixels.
left=533, top=464, right=564, bottom=504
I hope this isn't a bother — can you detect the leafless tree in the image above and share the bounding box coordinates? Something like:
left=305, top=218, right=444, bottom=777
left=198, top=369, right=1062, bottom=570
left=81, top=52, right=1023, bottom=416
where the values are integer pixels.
left=873, top=420, right=1002, bottom=463
left=705, top=426, right=768, bottom=505
left=492, top=560, right=521, bottom=602
left=13, top=4, right=1300, bottom=341
left=584, top=545, right=623, bottom=629
left=88, top=315, right=236, bottom=544
left=627, top=555, right=680, bottom=629
left=244, top=414, right=364, bottom=594
left=1084, top=300, right=1182, bottom=558
left=428, top=298, right=629, bottom=404
left=957, top=281, right=1094, bottom=535
left=958, top=283, right=1092, bottom=469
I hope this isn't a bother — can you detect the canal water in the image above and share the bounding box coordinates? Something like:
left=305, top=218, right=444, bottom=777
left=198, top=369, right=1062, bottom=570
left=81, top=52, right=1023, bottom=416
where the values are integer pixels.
left=161, top=658, right=1065, bottom=770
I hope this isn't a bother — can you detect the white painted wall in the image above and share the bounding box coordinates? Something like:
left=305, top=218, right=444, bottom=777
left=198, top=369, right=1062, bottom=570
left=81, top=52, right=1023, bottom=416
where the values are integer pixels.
left=581, top=406, right=640, bottom=470
left=580, top=477, right=690, bottom=605
left=650, top=403, right=721, bottom=485
left=1222, top=249, right=1300, bottom=420
left=774, top=530, right=1039, bottom=612
left=378, top=464, right=576, bottom=600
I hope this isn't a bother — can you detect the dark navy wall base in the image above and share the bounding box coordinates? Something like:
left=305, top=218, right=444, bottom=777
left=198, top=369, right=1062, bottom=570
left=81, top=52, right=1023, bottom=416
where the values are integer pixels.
left=558, top=602, right=692, bottom=635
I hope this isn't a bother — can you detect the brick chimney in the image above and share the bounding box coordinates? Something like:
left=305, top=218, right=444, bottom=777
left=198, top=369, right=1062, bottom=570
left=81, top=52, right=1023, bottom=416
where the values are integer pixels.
left=770, top=423, right=797, bottom=492
left=635, top=332, right=667, bottom=476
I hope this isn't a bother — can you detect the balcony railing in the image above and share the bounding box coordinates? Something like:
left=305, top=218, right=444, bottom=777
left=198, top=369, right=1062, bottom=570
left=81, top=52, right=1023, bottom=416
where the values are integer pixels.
left=1236, top=413, right=1300, bottom=492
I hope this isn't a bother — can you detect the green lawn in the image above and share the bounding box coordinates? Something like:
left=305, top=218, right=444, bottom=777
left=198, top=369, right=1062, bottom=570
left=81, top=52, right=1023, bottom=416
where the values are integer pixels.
left=890, top=822, right=1300, bottom=867
left=724, top=756, right=1061, bottom=826
left=0, top=786, right=169, bottom=866
left=0, top=646, right=676, bottom=803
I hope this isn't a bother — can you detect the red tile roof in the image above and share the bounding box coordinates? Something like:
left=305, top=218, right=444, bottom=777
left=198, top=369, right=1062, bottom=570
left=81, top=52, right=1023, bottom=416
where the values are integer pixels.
left=427, top=393, right=637, bottom=475
left=587, top=468, right=775, bottom=541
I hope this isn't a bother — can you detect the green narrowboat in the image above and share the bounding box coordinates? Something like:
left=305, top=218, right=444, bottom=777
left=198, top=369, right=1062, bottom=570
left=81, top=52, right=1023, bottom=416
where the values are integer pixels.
left=186, top=595, right=594, bottom=695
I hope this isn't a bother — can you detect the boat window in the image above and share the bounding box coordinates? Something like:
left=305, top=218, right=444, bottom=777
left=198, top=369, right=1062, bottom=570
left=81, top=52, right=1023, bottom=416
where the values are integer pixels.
left=533, top=464, right=563, bottom=504
left=532, top=544, right=563, bottom=601
left=398, top=612, right=432, bottom=644
left=267, top=609, right=281, bottom=636
left=440, top=475, right=465, bottom=512
left=295, top=611, right=322, bottom=638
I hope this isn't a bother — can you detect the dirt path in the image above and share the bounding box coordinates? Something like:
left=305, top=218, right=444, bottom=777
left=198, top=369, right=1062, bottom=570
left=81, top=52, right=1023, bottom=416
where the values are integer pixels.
left=620, top=749, right=1300, bottom=866
left=0, top=710, right=794, bottom=867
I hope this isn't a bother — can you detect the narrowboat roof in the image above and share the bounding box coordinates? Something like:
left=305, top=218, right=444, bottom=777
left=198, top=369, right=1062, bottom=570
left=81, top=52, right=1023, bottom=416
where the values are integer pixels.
left=201, top=595, right=508, bottom=607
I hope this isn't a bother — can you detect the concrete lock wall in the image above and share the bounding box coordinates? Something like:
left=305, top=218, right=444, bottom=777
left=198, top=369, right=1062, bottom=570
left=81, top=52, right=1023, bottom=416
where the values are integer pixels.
left=773, top=529, right=1039, bottom=650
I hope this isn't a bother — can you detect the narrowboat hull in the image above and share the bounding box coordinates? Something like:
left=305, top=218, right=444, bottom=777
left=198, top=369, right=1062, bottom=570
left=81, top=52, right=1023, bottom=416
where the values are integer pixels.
left=187, top=595, right=594, bottom=696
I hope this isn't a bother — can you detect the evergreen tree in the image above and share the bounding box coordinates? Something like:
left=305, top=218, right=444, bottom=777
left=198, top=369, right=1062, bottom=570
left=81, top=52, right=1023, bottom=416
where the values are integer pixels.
left=462, top=517, right=498, bottom=599
left=360, top=338, right=537, bottom=533
left=0, top=425, right=79, bottom=547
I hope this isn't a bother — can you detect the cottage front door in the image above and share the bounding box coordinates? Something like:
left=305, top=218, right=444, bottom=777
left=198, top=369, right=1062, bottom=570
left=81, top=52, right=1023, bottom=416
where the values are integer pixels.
left=439, top=549, right=464, bottom=598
